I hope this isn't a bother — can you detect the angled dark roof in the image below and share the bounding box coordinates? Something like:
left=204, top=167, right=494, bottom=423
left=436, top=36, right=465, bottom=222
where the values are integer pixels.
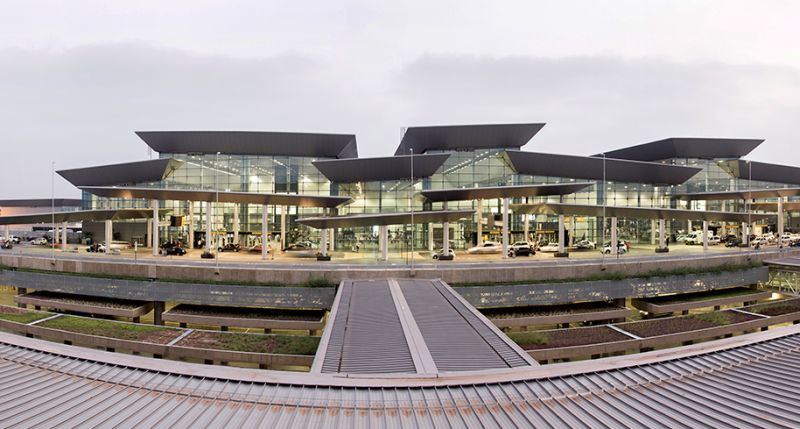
left=80, top=186, right=351, bottom=208
left=297, top=209, right=474, bottom=228
left=313, top=153, right=450, bottom=183
left=675, top=187, right=800, bottom=201
left=0, top=199, right=82, bottom=208
left=395, top=123, right=545, bottom=155
left=137, top=131, right=358, bottom=158
left=420, top=182, right=592, bottom=202
left=0, top=208, right=168, bottom=225
left=505, top=150, right=701, bottom=185
left=57, top=159, right=182, bottom=187
left=719, top=159, right=800, bottom=185
left=512, top=202, right=774, bottom=222
left=596, top=137, right=764, bottom=161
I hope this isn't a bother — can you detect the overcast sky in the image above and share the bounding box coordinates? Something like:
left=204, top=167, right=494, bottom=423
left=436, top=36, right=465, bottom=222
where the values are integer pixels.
left=1, top=1, right=799, bottom=198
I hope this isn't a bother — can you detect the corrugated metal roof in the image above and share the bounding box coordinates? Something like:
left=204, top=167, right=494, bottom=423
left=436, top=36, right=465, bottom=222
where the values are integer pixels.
left=1, top=328, right=800, bottom=427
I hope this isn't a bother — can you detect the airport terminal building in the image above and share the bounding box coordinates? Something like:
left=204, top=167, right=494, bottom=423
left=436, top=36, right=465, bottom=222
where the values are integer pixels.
left=53, top=123, right=800, bottom=257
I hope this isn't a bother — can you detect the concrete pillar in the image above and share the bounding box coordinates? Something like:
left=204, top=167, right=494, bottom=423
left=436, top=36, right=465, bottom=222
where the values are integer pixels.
left=151, top=199, right=159, bottom=256
left=557, top=214, right=566, bottom=255
left=741, top=222, right=748, bottom=246
left=442, top=201, right=450, bottom=254
left=379, top=225, right=389, bottom=261
left=205, top=201, right=212, bottom=252
left=778, top=197, right=785, bottom=247
left=523, top=214, right=530, bottom=243
left=659, top=219, right=666, bottom=250
left=104, top=220, right=112, bottom=253
left=650, top=219, right=657, bottom=245
left=687, top=220, right=692, bottom=233
left=233, top=203, right=240, bottom=244
left=321, top=228, right=328, bottom=257
left=502, top=197, right=509, bottom=259
left=3, top=225, right=9, bottom=244
left=702, top=220, right=709, bottom=250
left=61, top=221, right=68, bottom=249
left=153, top=301, right=165, bottom=326
left=147, top=219, right=153, bottom=248
left=188, top=201, right=195, bottom=249
left=428, top=223, right=434, bottom=251
left=752, top=221, right=757, bottom=240
left=610, top=217, right=618, bottom=256
left=261, top=204, right=268, bottom=260
left=54, top=224, right=59, bottom=245
left=280, top=206, right=287, bottom=249
left=476, top=199, right=483, bottom=246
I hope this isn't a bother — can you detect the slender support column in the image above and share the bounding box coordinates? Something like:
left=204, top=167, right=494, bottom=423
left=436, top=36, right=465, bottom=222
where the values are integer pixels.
left=280, top=206, right=287, bottom=250
left=205, top=201, right=212, bottom=253
left=147, top=219, right=153, bottom=248
left=329, top=228, right=335, bottom=252
left=610, top=217, right=618, bottom=256
left=261, top=204, right=268, bottom=260
left=476, top=199, right=483, bottom=246
left=779, top=198, right=785, bottom=247
left=188, top=201, right=195, bottom=249
left=555, top=214, right=567, bottom=257
left=442, top=201, right=450, bottom=255
left=687, top=220, right=692, bottom=233
left=523, top=214, right=530, bottom=243
left=427, top=223, right=434, bottom=251
left=752, top=221, right=758, bottom=240
left=233, top=203, right=240, bottom=245
left=502, top=197, right=509, bottom=259
left=379, top=225, right=389, bottom=261
left=657, top=219, right=667, bottom=252
left=104, top=220, right=112, bottom=254
left=702, top=220, right=709, bottom=250
left=650, top=219, right=657, bottom=245
left=4, top=225, right=9, bottom=243
left=151, top=199, right=159, bottom=256
left=321, top=228, right=328, bottom=257
left=741, top=222, right=748, bottom=246
left=61, top=221, right=68, bottom=250
left=54, top=224, right=59, bottom=245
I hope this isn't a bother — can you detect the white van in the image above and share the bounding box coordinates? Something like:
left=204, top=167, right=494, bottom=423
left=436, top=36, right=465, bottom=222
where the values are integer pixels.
left=685, top=231, right=714, bottom=245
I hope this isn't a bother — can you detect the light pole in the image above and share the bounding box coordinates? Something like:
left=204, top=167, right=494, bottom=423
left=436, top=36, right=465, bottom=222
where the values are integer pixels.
left=748, top=160, right=752, bottom=254
left=601, top=153, right=606, bottom=267
left=410, top=148, right=414, bottom=272
left=215, top=151, right=220, bottom=272
left=51, top=161, right=55, bottom=264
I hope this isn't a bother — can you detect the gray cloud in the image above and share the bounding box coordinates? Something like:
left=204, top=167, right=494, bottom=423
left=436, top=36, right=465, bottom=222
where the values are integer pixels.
left=1, top=44, right=799, bottom=198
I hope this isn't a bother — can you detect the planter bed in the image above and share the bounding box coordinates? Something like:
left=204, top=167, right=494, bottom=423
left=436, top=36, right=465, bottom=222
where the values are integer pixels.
left=483, top=302, right=630, bottom=328
left=37, top=315, right=180, bottom=344
left=175, top=330, right=319, bottom=355
left=744, top=298, right=800, bottom=317
left=617, top=311, right=761, bottom=338
left=631, top=287, right=769, bottom=315
left=163, top=304, right=325, bottom=332
left=14, top=291, right=153, bottom=319
left=0, top=305, right=52, bottom=324
left=510, top=326, right=631, bottom=350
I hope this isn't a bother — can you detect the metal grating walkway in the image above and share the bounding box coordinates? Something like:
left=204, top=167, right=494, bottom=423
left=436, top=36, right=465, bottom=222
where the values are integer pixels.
left=313, top=278, right=535, bottom=375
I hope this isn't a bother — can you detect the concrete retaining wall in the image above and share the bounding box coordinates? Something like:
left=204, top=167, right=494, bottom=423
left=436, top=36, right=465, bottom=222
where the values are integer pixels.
left=458, top=266, right=769, bottom=308
left=631, top=290, right=771, bottom=315
left=14, top=294, right=153, bottom=318
left=161, top=309, right=325, bottom=331
left=490, top=307, right=631, bottom=329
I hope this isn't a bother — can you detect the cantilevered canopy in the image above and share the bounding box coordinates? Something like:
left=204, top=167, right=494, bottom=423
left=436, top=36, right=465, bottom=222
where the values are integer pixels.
left=0, top=209, right=169, bottom=225
left=420, top=183, right=592, bottom=202
left=312, top=153, right=450, bottom=183
left=57, top=159, right=183, bottom=187
left=675, top=187, right=800, bottom=201
left=395, top=123, right=545, bottom=155
left=719, top=160, right=800, bottom=185
left=595, top=137, right=763, bottom=162
left=511, top=202, right=774, bottom=222
left=0, top=199, right=82, bottom=208
left=136, top=131, right=358, bottom=159
left=504, top=151, right=701, bottom=185
left=80, top=186, right=351, bottom=208
left=297, top=209, right=474, bottom=229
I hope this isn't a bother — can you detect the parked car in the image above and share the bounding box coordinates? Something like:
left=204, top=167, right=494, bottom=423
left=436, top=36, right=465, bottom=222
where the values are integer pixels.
left=432, top=248, right=456, bottom=260
left=573, top=239, right=596, bottom=250
left=708, top=236, right=721, bottom=245
left=30, top=237, right=49, bottom=245
left=725, top=237, right=743, bottom=247
left=509, top=241, right=535, bottom=257
left=466, top=241, right=503, bottom=254
left=601, top=240, right=628, bottom=254
left=1, top=240, right=12, bottom=250
left=86, top=243, right=105, bottom=253
left=283, top=242, right=317, bottom=257
left=538, top=242, right=561, bottom=252
left=160, top=242, right=187, bottom=256
left=248, top=243, right=273, bottom=254
left=217, top=243, right=241, bottom=253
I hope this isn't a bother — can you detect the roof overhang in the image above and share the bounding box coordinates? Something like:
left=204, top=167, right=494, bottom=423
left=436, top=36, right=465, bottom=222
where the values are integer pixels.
left=505, top=150, right=701, bottom=185
left=80, top=186, right=351, bottom=208
left=719, top=160, right=800, bottom=185
left=395, top=123, right=545, bottom=155
left=596, top=138, right=764, bottom=162
left=0, top=199, right=82, bottom=208
left=511, top=202, right=774, bottom=222
left=675, top=187, right=800, bottom=201
left=136, top=131, right=358, bottom=159
left=313, top=153, right=450, bottom=183
left=297, top=209, right=474, bottom=229
left=420, top=183, right=592, bottom=202
left=57, top=159, right=183, bottom=187
left=0, top=208, right=169, bottom=225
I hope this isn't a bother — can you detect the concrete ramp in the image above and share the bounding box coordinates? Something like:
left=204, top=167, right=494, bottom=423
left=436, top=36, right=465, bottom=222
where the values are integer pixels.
left=312, top=278, right=536, bottom=375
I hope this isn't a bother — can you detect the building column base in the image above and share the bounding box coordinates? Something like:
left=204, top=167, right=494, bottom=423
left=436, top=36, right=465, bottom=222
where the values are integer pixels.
left=655, top=247, right=670, bottom=253
left=436, top=254, right=454, bottom=261
left=554, top=252, right=569, bottom=258
left=316, top=255, right=331, bottom=261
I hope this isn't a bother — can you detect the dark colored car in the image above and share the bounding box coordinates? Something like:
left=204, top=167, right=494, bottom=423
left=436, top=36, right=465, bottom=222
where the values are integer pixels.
left=725, top=238, right=743, bottom=247
left=217, top=243, right=241, bottom=252
left=160, top=242, right=187, bottom=256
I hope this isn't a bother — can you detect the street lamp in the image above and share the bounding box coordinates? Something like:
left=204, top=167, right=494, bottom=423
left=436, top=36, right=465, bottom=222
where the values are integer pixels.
left=51, top=161, right=55, bottom=264
left=410, top=148, right=414, bottom=272
left=601, top=153, right=606, bottom=267
left=215, top=151, right=220, bottom=272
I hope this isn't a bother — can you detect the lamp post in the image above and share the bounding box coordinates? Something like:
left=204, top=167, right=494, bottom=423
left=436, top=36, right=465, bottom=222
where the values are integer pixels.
left=215, top=151, right=220, bottom=272
left=410, top=148, right=414, bottom=272
left=748, top=160, right=752, bottom=254
left=601, top=153, right=606, bottom=267
left=51, top=161, right=55, bottom=264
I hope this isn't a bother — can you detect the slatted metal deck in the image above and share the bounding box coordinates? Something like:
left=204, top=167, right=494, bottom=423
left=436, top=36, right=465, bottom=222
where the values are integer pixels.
left=313, top=278, right=535, bottom=375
